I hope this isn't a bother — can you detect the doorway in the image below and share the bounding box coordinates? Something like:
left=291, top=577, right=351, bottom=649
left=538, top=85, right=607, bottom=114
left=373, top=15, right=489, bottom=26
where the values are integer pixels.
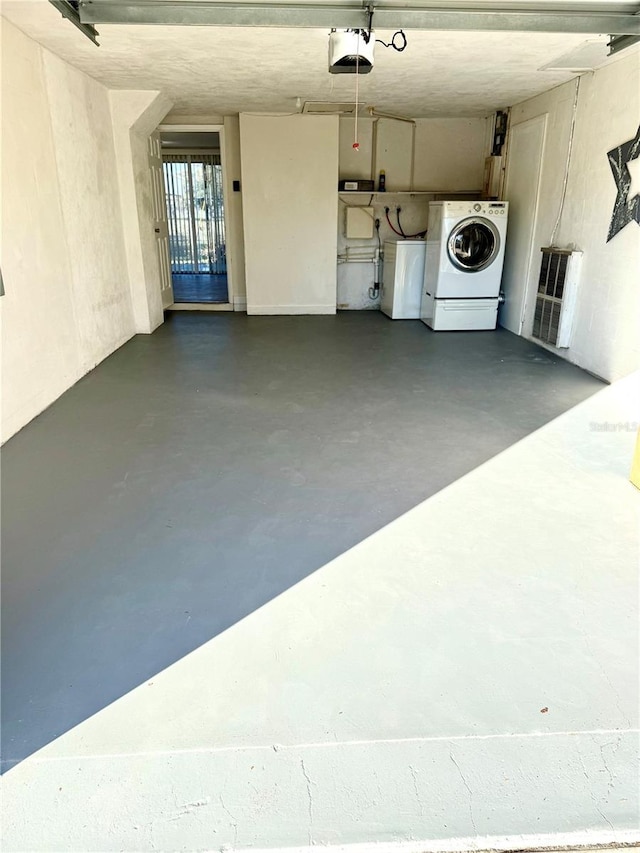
left=160, top=131, right=229, bottom=305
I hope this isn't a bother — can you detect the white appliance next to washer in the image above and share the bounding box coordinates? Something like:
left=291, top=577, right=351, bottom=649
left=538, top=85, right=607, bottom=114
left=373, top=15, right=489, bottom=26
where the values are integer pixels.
left=381, top=239, right=426, bottom=319
left=421, top=200, right=509, bottom=331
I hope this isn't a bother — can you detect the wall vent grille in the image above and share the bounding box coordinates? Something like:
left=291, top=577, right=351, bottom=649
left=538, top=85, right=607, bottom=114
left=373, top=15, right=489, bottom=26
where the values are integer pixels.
left=302, top=101, right=358, bottom=115
left=532, top=248, right=582, bottom=349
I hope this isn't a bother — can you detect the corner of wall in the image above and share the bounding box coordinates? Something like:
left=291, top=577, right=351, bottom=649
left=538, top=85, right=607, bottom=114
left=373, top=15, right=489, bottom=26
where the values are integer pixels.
left=1, top=20, right=154, bottom=441
left=503, top=54, right=640, bottom=382
left=110, top=91, right=173, bottom=334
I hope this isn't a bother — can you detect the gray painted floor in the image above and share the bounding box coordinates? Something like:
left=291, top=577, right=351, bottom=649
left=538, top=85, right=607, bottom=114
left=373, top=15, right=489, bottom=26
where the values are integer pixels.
left=1, top=313, right=603, bottom=770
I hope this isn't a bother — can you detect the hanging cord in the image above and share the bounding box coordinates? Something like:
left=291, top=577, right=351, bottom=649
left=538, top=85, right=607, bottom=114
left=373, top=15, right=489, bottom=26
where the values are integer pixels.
left=398, top=208, right=427, bottom=238
left=376, top=30, right=407, bottom=51
left=386, top=207, right=427, bottom=239
left=385, top=208, right=403, bottom=236
left=353, top=30, right=360, bottom=150
left=366, top=5, right=407, bottom=52
left=549, top=76, right=581, bottom=247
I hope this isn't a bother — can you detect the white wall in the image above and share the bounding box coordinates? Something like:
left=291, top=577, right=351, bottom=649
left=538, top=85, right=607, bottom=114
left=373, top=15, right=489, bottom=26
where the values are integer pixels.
left=111, top=91, right=173, bottom=334
left=339, top=118, right=376, bottom=182
left=240, top=114, right=339, bottom=314
left=0, top=21, right=135, bottom=441
left=337, top=117, right=488, bottom=309
left=337, top=196, right=431, bottom=311
left=413, top=118, right=490, bottom=191
left=374, top=119, right=415, bottom=191
left=339, top=117, right=488, bottom=191
left=504, top=49, right=640, bottom=381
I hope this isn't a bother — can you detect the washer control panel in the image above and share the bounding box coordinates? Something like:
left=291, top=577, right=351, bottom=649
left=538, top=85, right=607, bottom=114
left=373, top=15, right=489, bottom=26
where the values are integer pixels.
left=466, top=202, right=507, bottom=215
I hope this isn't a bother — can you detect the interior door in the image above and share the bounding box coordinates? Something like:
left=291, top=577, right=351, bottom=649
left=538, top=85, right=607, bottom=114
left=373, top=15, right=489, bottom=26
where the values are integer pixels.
left=499, top=114, right=546, bottom=334
left=148, top=131, right=174, bottom=309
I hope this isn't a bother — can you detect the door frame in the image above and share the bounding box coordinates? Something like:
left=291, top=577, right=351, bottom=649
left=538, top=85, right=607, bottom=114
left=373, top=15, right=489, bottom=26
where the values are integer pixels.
left=501, top=113, right=547, bottom=335
left=158, top=123, right=234, bottom=308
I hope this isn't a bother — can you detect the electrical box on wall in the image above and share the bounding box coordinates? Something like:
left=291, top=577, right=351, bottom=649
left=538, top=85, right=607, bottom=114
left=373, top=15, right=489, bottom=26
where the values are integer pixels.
left=345, top=206, right=374, bottom=238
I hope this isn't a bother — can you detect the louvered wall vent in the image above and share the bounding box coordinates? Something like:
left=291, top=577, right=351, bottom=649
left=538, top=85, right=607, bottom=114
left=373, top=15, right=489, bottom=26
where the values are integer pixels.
left=302, top=101, right=358, bottom=115
left=532, top=248, right=582, bottom=348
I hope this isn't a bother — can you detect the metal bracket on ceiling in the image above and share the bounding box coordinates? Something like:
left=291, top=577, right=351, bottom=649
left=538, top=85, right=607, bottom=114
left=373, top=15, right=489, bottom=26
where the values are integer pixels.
left=608, top=31, right=640, bottom=55
left=49, top=0, right=100, bottom=45
left=77, top=2, right=640, bottom=36
left=366, top=4, right=374, bottom=35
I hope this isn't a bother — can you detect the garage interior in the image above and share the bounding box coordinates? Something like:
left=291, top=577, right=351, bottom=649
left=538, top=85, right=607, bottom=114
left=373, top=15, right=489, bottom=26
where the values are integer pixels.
left=1, top=0, right=639, bottom=850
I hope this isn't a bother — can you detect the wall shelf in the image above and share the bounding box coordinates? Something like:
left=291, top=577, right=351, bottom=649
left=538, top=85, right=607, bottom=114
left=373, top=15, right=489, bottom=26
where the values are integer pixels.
left=338, top=190, right=482, bottom=199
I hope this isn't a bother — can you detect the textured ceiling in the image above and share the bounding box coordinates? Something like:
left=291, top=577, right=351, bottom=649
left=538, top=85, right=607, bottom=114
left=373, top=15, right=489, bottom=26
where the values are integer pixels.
left=1, top=0, right=617, bottom=117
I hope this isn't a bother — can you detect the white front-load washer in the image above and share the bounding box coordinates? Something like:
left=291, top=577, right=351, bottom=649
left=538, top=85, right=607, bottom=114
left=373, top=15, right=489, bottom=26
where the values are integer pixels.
left=421, top=200, right=509, bottom=330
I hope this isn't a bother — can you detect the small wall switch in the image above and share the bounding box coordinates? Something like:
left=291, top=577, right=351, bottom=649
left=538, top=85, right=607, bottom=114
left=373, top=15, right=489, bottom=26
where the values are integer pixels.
left=233, top=180, right=241, bottom=192
left=345, top=206, right=374, bottom=239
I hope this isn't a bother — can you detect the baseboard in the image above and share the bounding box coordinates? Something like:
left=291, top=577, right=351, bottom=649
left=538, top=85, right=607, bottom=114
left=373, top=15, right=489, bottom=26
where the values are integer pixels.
left=233, top=297, right=247, bottom=312
left=242, top=831, right=640, bottom=853
left=246, top=304, right=337, bottom=315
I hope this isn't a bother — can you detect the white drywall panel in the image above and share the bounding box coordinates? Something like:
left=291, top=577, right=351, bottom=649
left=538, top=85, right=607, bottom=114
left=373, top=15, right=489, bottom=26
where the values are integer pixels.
left=374, top=118, right=414, bottom=191
left=0, top=21, right=135, bottom=441
left=113, top=90, right=173, bottom=334
left=43, top=50, right=133, bottom=364
left=413, top=118, right=488, bottom=191
left=240, top=115, right=338, bottom=314
left=339, top=118, right=375, bottom=181
left=506, top=50, right=640, bottom=381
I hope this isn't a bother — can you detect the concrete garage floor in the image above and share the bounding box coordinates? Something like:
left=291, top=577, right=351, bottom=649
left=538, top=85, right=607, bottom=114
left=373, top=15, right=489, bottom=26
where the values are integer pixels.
left=2, top=312, right=603, bottom=767
left=2, top=314, right=638, bottom=849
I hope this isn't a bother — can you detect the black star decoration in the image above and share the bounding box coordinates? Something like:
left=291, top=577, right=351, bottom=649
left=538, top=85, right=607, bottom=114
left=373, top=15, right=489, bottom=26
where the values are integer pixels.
left=607, top=124, right=640, bottom=241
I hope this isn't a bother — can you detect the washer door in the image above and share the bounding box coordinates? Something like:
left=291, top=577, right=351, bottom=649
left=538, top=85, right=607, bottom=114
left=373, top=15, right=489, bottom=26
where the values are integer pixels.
left=447, top=217, right=500, bottom=272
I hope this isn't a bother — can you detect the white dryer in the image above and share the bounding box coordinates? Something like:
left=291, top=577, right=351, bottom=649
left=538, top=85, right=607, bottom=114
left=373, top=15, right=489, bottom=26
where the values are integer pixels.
left=381, top=240, right=426, bottom=319
left=421, top=200, right=509, bottom=331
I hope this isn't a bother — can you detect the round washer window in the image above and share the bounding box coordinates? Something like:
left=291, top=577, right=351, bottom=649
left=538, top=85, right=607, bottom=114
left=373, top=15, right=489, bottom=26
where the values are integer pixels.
left=447, top=217, right=500, bottom=272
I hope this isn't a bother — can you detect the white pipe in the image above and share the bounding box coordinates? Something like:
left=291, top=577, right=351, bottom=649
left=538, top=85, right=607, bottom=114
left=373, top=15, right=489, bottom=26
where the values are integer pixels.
left=367, top=106, right=415, bottom=125
left=339, top=248, right=378, bottom=259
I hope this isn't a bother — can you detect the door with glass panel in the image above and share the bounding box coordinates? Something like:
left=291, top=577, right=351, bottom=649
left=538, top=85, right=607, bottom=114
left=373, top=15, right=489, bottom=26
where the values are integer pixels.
left=163, top=153, right=228, bottom=303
